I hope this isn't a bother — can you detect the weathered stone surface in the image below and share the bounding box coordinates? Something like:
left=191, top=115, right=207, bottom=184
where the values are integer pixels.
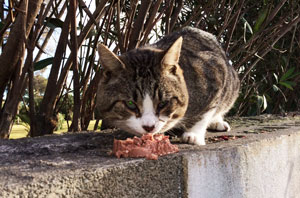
left=1, top=115, right=300, bottom=198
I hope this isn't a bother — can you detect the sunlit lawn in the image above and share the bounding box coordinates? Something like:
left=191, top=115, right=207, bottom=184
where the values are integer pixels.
left=10, top=120, right=100, bottom=139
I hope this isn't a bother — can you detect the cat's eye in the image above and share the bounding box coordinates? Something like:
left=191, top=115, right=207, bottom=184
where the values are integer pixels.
left=125, top=100, right=138, bottom=111
left=157, top=101, right=169, bottom=111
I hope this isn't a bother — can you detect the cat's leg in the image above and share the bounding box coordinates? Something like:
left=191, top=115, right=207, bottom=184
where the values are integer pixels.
left=207, top=113, right=230, bottom=132
left=182, top=108, right=216, bottom=146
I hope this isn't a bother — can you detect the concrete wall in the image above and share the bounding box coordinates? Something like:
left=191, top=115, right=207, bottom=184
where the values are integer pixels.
left=185, top=133, right=300, bottom=198
left=1, top=115, right=300, bottom=198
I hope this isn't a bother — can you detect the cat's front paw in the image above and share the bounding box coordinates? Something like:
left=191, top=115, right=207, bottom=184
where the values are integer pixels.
left=208, top=121, right=231, bottom=132
left=182, top=132, right=206, bottom=146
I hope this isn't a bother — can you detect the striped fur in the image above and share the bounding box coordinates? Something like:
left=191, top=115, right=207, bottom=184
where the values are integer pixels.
left=96, top=27, right=240, bottom=145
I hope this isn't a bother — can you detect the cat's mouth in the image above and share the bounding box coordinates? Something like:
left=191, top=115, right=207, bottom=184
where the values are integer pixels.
left=128, top=124, right=163, bottom=136
left=113, top=113, right=181, bottom=136
left=118, top=116, right=167, bottom=136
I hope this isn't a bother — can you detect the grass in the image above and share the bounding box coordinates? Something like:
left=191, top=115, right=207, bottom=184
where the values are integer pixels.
left=10, top=120, right=100, bottom=139
left=10, top=124, right=29, bottom=139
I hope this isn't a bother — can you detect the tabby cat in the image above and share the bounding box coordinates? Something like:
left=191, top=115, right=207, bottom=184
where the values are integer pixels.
left=96, top=27, right=240, bottom=145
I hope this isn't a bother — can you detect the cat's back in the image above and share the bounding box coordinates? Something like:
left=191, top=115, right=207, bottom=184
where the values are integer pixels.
left=154, top=27, right=225, bottom=57
left=153, top=27, right=231, bottom=81
left=153, top=27, right=240, bottom=118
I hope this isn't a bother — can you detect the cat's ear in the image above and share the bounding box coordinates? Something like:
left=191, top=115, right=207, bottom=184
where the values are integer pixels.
left=97, top=43, right=126, bottom=72
left=162, top=37, right=183, bottom=66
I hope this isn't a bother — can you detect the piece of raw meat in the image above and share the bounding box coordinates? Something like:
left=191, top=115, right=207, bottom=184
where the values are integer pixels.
left=112, top=133, right=179, bottom=160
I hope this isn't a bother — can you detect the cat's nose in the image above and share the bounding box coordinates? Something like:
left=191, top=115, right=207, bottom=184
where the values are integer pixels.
left=142, top=125, right=155, bottom=132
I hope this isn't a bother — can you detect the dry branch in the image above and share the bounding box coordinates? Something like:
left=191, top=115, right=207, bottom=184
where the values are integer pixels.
left=128, top=0, right=151, bottom=50
left=69, top=0, right=81, bottom=132
left=241, top=15, right=300, bottom=82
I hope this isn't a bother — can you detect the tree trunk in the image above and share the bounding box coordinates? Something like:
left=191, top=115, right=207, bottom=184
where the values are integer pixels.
left=35, top=0, right=108, bottom=136
left=35, top=10, right=71, bottom=136
left=81, top=69, right=102, bottom=130
left=0, top=0, right=44, bottom=139
left=0, top=57, right=25, bottom=138
left=93, top=119, right=100, bottom=131
left=0, top=0, right=43, bottom=100
left=69, top=0, right=81, bottom=132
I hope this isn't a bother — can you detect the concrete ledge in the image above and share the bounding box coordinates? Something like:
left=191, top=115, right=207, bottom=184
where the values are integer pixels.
left=1, top=115, right=300, bottom=198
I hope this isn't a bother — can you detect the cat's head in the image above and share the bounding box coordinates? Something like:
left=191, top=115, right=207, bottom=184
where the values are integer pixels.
left=96, top=37, right=188, bottom=136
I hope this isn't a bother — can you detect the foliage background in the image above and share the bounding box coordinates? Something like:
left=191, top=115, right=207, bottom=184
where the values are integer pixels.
left=0, top=0, right=299, bottom=138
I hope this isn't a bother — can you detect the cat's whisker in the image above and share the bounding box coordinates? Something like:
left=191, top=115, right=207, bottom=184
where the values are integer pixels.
left=159, top=118, right=166, bottom=122
left=166, top=130, right=176, bottom=137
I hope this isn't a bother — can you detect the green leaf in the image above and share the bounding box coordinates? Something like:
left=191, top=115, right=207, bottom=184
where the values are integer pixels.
left=243, top=17, right=253, bottom=43
left=279, top=81, right=295, bottom=90
left=285, top=81, right=296, bottom=86
left=45, top=18, right=64, bottom=29
left=253, top=6, right=268, bottom=33
left=273, top=73, right=278, bottom=83
left=34, top=57, right=54, bottom=71
left=284, top=71, right=300, bottom=81
left=242, top=17, right=253, bottom=34
left=272, top=84, right=279, bottom=92
left=289, top=72, right=300, bottom=79
left=262, top=95, right=267, bottom=112
left=280, top=67, right=295, bottom=81
left=257, top=95, right=267, bottom=112
left=207, top=16, right=217, bottom=24
left=281, top=56, right=288, bottom=67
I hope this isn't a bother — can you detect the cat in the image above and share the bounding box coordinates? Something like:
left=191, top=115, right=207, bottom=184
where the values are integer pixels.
left=96, top=27, right=240, bottom=145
